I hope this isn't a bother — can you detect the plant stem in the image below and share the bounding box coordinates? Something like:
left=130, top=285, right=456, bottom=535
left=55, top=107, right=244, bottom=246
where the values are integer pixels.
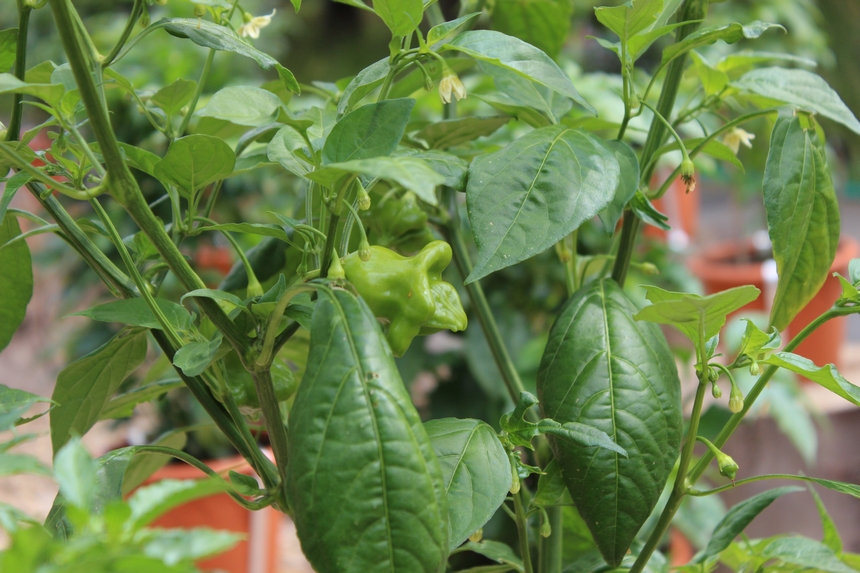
left=318, top=211, right=339, bottom=278
left=250, top=366, right=291, bottom=511
left=513, top=490, right=535, bottom=573
left=177, top=48, right=215, bottom=137
left=539, top=506, right=563, bottom=573
left=688, top=473, right=839, bottom=497
left=7, top=1, right=31, bottom=142
left=101, top=0, right=143, bottom=68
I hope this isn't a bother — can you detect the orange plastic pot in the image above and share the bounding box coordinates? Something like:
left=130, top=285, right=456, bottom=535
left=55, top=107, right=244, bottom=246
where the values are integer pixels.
left=688, top=235, right=859, bottom=370
left=143, top=454, right=281, bottom=573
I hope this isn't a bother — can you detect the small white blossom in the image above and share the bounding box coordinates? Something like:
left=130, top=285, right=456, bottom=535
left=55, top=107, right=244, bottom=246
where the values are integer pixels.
left=722, top=127, right=755, bottom=154
left=238, top=9, right=276, bottom=39
left=439, top=72, right=466, bottom=104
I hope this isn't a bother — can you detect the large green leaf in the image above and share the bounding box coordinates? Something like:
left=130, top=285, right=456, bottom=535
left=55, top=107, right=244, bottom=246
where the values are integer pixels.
left=0, top=213, right=32, bottom=353
left=734, top=68, right=860, bottom=135
left=633, top=285, right=760, bottom=350
left=444, top=31, right=595, bottom=114
left=0, top=385, right=50, bottom=432
left=394, top=149, right=470, bottom=192
left=424, top=418, right=512, bottom=551
left=661, top=21, right=784, bottom=65
left=595, top=0, right=662, bottom=46
left=322, top=98, right=414, bottom=165
left=50, top=329, right=148, bottom=453
left=70, top=298, right=192, bottom=332
left=536, top=279, right=681, bottom=566
left=197, top=86, right=281, bottom=127
left=479, top=63, right=573, bottom=124
left=597, top=140, right=640, bottom=232
left=150, top=78, right=196, bottom=118
left=373, top=0, right=423, bottom=36
left=763, top=115, right=840, bottom=331
left=287, top=286, right=448, bottom=573
left=465, top=125, right=619, bottom=282
left=154, top=134, right=236, bottom=198
left=695, top=487, right=802, bottom=564
left=306, top=156, right=444, bottom=205
left=491, top=0, right=572, bottom=58
left=414, top=116, right=511, bottom=150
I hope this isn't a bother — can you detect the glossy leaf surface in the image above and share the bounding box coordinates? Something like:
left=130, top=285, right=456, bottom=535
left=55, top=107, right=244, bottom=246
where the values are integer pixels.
left=537, top=279, right=681, bottom=566
left=465, top=125, right=619, bottom=282
left=287, top=286, right=447, bottom=573
left=763, top=115, right=840, bottom=331
left=0, top=213, right=32, bottom=353
left=424, top=418, right=511, bottom=550
left=762, top=352, right=860, bottom=406
left=51, top=329, right=147, bottom=453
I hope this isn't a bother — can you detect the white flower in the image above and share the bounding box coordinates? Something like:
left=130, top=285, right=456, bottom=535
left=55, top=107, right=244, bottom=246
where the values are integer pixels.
left=439, top=72, right=466, bottom=104
left=722, top=127, right=755, bottom=154
left=238, top=9, right=276, bottom=39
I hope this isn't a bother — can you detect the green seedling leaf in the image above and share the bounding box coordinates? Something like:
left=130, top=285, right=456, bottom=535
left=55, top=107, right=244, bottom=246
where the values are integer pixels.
left=762, top=352, right=860, bottom=406
left=734, top=68, right=860, bottom=135
left=537, top=279, right=681, bottom=566
left=444, top=30, right=595, bottom=114
left=762, top=537, right=854, bottom=573
left=425, top=418, right=511, bottom=551
left=427, top=13, right=481, bottom=45
left=634, top=285, right=761, bottom=349
left=695, top=487, right=802, bottom=564
left=763, top=114, right=840, bottom=331
left=51, top=329, right=148, bottom=453
left=154, top=134, right=236, bottom=198
left=0, top=453, right=50, bottom=478
left=0, top=73, right=64, bottom=106
left=99, top=379, right=184, bottom=420
left=598, top=140, right=640, bottom=232
left=415, top=116, right=511, bottom=150
left=465, top=125, right=619, bottom=282
left=626, top=21, right=688, bottom=61
left=54, top=437, right=97, bottom=511
left=197, top=86, right=281, bottom=127
left=172, top=333, right=222, bottom=377
left=0, top=213, right=32, bottom=353
left=0, top=385, right=49, bottom=432
left=139, top=527, right=243, bottom=566
left=373, top=0, right=423, bottom=36
left=456, top=540, right=525, bottom=571
left=492, top=0, right=572, bottom=57
left=150, top=78, right=196, bottom=118
left=71, top=298, right=192, bottom=331
left=662, top=21, right=784, bottom=65
left=322, top=98, right=414, bottom=165
left=307, top=156, right=444, bottom=205
left=287, top=286, right=448, bottom=572
left=127, top=478, right=229, bottom=531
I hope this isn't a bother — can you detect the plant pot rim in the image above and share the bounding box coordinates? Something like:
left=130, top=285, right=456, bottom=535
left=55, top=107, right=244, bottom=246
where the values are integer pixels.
left=688, top=235, right=859, bottom=283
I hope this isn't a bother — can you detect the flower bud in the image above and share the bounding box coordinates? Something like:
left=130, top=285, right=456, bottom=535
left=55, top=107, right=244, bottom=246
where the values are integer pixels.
left=680, top=158, right=696, bottom=194
left=327, top=251, right=345, bottom=280
left=728, top=382, right=744, bottom=413
left=356, top=183, right=371, bottom=211
left=711, top=382, right=722, bottom=399
left=193, top=4, right=206, bottom=17
left=540, top=514, right=552, bottom=538
left=749, top=361, right=760, bottom=376
left=439, top=71, right=466, bottom=104
left=358, top=239, right=371, bottom=262
left=469, top=529, right=483, bottom=543
left=138, top=9, right=150, bottom=27
left=716, top=451, right=739, bottom=480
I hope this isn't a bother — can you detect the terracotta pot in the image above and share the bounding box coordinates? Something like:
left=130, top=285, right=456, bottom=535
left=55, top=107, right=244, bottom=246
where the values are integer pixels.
left=143, top=454, right=281, bottom=573
left=643, top=173, right=700, bottom=242
left=668, top=528, right=694, bottom=567
left=195, top=244, right=235, bottom=276
left=688, top=235, right=859, bottom=370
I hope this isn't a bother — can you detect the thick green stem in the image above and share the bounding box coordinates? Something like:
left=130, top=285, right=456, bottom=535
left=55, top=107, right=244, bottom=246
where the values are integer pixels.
left=250, top=367, right=291, bottom=511
left=538, top=506, right=563, bottom=573
left=513, top=490, right=535, bottom=573
left=610, top=212, right=640, bottom=288
left=7, top=2, right=31, bottom=141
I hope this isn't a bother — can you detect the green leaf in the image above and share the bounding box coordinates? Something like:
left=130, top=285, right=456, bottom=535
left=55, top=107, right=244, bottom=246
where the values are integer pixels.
left=276, top=64, right=300, bottom=95
left=595, top=0, right=662, bottom=40
left=154, top=134, right=236, bottom=198
left=662, top=21, right=784, bottom=65
left=100, top=379, right=184, bottom=420
left=139, top=527, right=242, bottom=566
left=598, top=140, right=640, bottom=232
left=394, top=149, right=470, bottom=192
left=118, top=143, right=162, bottom=178
left=337, top=59, right=390, bottom=116
left=0, top=73, right=64, bottom=106
left=424, top=418, right=512, bottom=550
left=444, top=30, right=595, bottom=114
left=71, top=298, right=192, bottom=331
left=127, top=478, right=229, bottom=531
left=761, top=352, right=860, bottom=406
left=734, top=68, right=860, bottom=135
left=763, top=115, right=840, bottom=331
left=689, top=51, right=729, bottom=96
left=427, top=13, right=481, bottom=45
left=465, top=125, right=619, bottom=282
left=267, top=126, right=312, bottom=176
left=0, top=502, right=39, bottom=533
left=0, top=385, right=50, bottom=432
left=0, top=28, right=16, bottom=72
left=715, top=50, right=816, bottom=75
left=307, top=156, right=444, bottom=205
left=695, top=487, right=802, bottom=564
left=627, top=21, right=688, bottom=61
left=457, top=540, right=524, bottom=571
left=172, top=333, right=222, bottom=377
left=480, top=63, right=573, bottom=124
left=848, top=259, right=859, bottom=284
left=836, top=273, right=860, bottom=302
left=492, top=0, right=572, bottom=57
left=536, top=279, right=681, bottom=566
left=414, top=116, right=511, bottom=150
left=53, top=437, right=97, bottom=511
left=633, top=285, right=760, bottom=350
left=50, top=329, right=148, bottom=454
left=630, top=189, right=669, bottom=230
left=120, top=432, right=188, bottom=495
left=0, top=172, right=31, bottom=222
left=0, top=453, right=50, bottom=477
left=762, top=537, right=854, bottom=573
left=477, top=94, right=552, bottom=128
left=197, top=85, right=281, bottom=127
left=287, top=286, right=448, bottom=573
left=150, top=78, right=196, bottom=118
left=530, top=458, right=567, bottom=509
left=181, top=288, right=245, bottom=309
left=535, top=419, right=628, bottom=456
left=737, top=319, right=780, bottom=360
left=0, top=213, right=32, bottom=353
left=373, top=0, right=423, bottom=36
left=808, top=484, right=842, bottom=554
left=322, top=98, right=414, bottom=165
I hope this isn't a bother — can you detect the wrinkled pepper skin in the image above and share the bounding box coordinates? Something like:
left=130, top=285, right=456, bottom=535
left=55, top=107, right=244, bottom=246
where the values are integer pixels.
left=342, top=240, right=467, bottom=356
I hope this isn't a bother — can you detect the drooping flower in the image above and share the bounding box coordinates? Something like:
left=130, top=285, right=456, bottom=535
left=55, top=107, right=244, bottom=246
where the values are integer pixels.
left=722, top=127, right=755, bottom=154
left=238, top=9, right=276, bottom=39
left=439, top=71, right=466, bottom=104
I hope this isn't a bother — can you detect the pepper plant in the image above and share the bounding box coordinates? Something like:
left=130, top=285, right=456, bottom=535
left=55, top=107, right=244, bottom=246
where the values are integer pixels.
left=2, top=0, right=860, bottom=572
